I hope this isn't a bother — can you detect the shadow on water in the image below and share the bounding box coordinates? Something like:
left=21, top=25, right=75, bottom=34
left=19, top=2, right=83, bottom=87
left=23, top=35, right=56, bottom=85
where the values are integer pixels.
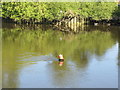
left=2, top=23, right=119, bottom=88
left=109, top=26, right=120, bottom=61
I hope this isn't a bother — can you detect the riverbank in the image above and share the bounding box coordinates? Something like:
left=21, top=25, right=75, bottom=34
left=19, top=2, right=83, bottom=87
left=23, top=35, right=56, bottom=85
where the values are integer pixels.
left=2, top=16, right=120, bottom=25
left=2, top=17, right=120, bottom=33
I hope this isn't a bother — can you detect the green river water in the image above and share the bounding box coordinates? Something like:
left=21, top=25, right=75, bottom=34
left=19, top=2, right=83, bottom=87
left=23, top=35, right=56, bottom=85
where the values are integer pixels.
left=2, top=23, right=120, bottom=88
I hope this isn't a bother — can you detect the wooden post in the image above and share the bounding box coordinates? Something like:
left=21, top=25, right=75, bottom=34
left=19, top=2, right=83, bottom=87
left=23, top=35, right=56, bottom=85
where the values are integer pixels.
left=65, top=21, right=67, bottom=28
left=71, top=18, right=74, bottom=30
left=59, top=21, right=61, bottom=26
left=74, top=17, right=76, bottom=27
left=73, top=23, right=77, bottom=32
left=68, top=21, right=71, bottom=27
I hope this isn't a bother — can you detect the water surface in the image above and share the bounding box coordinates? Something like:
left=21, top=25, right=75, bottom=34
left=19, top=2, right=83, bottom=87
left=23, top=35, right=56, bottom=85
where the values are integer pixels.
left=2, top=24, right=119, bottom=88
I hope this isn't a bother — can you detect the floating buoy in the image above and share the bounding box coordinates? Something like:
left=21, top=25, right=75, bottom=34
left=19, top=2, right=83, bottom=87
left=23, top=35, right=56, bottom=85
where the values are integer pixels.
left=58, top=54, right=64, bottom=66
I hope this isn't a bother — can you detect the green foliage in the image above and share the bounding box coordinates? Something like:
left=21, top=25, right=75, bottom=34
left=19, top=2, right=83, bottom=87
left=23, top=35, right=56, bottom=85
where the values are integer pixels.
left=2, top=2, right=48, bottom=22
left=113, top=5, right=120, bottom=17
left=78, top=2, right=118, bottom=20
left=1, top=2, right=118, bottom=23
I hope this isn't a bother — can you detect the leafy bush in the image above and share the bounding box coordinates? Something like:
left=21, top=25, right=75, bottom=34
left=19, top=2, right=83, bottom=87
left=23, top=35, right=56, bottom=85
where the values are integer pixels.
left=1, top=2, right=118, bottom=23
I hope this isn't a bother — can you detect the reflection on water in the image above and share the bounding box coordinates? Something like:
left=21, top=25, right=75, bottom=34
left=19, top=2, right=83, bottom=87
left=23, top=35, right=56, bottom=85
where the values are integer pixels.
left=2, top=24, right=119, bottom=88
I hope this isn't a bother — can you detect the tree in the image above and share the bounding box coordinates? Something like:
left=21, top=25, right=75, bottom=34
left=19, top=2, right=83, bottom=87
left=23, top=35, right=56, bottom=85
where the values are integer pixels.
left=1, top=2, right=118, bottom=23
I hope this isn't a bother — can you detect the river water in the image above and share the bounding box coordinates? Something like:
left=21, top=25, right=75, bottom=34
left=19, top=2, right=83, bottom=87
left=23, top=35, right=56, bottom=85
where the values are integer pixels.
left=2, top=23, right=120, bottom=88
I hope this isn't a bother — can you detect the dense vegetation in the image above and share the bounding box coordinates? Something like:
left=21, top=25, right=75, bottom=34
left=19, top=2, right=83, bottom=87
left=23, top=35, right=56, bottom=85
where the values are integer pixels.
left=2, top=2, right=119, bottom=24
